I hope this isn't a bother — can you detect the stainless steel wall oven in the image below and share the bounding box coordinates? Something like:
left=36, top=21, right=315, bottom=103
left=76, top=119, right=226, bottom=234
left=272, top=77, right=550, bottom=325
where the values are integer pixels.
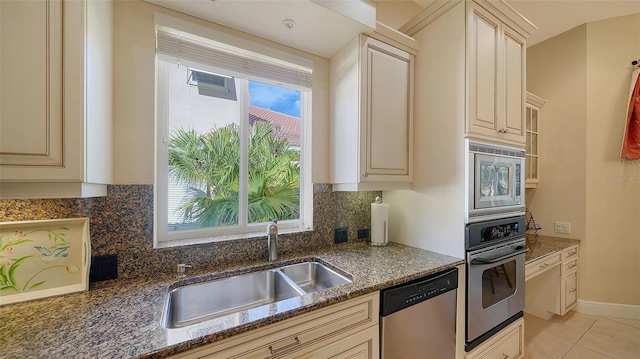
left=465, top=216, right=528, bottom=351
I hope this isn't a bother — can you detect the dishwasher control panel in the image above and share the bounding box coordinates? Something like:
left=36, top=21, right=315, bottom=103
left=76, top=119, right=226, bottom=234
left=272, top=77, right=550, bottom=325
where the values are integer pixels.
left=380, top=267, right=458, bottom=317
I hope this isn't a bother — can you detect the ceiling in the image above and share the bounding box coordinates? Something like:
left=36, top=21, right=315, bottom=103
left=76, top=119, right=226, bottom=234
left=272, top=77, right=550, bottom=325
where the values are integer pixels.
left=144, top=0, right=376, bottom=58
left=408, top=0, right=640, bottom=47
left=505, top=0, right=640, bottom=47
left=144, top=0, right=639, bottom=56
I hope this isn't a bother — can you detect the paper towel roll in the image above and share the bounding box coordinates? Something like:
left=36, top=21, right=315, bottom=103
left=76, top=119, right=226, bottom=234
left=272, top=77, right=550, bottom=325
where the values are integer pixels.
left=370, top=198, right=389, bottom=246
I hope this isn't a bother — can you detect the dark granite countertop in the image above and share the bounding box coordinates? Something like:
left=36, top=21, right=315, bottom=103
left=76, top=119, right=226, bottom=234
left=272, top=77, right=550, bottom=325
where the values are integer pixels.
left=525, top=234, right=581, bottom=263
left=0, top=242, right=463, bottom=359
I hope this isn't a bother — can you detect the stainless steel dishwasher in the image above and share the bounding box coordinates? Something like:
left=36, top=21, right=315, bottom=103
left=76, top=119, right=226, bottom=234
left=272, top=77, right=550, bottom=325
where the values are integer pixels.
left=380, top=267, right=458, bottom=358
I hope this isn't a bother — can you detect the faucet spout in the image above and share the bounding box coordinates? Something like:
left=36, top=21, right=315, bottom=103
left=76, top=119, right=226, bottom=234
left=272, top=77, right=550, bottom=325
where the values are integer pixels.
left=267, top=220, right=278, bottom=261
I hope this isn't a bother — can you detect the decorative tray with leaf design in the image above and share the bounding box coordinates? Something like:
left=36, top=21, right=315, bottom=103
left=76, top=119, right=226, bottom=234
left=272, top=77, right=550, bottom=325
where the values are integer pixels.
left=0, top=218, right=90, bottom=306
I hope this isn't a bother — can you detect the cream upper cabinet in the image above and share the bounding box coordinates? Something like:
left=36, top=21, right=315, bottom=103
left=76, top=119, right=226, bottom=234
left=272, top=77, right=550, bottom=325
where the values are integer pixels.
left=525, top=92, right=545, bottom=188
left=0, top=0, right=112, bottom=199
left=467, top=2, right=527, bottom=146
left=330, top=27, right=416, bottom=191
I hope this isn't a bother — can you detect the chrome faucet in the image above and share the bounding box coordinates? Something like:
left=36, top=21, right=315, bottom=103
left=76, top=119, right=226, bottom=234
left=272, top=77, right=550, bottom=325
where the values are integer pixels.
left=267, top=220, right=278, bottom=261
left=177, top=263, right=192, bottom=277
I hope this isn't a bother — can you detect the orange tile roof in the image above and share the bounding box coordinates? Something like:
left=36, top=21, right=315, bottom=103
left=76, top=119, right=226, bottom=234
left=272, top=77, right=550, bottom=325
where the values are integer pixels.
left=249, top=105, right=300, bottom=146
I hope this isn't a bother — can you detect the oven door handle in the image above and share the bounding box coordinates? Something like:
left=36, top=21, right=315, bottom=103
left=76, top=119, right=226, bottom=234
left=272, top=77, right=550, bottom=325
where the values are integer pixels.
left=470, top=247, right=529, bottom=265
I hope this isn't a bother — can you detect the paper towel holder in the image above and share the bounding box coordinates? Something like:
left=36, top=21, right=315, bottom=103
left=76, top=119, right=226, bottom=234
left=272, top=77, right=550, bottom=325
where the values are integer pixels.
left=370, top=196, right=389, bottom=247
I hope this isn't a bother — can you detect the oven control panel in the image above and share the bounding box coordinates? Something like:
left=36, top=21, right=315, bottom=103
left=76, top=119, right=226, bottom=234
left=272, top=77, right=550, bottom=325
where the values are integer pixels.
left=465, top=216, right=526, bottom=250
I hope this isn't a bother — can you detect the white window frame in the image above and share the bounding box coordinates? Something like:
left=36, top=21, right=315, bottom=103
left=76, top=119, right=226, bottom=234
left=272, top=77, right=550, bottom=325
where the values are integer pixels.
left=153, top=14, right=313, bottom=248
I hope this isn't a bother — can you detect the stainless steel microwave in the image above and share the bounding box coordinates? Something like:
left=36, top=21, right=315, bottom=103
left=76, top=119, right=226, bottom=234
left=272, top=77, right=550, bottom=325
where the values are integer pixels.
left=467, top=141, right=525, bottom=223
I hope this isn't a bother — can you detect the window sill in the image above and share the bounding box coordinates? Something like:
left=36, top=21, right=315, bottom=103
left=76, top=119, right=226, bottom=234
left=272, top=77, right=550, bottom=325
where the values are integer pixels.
left=154, top=226, right=314, bottom=249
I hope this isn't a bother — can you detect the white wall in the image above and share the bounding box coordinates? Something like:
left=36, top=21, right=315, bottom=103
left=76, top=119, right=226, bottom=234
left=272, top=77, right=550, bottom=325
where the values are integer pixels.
left=384, top=2, right=467, bottom=259
left=112, top=0, right=330, bottom=185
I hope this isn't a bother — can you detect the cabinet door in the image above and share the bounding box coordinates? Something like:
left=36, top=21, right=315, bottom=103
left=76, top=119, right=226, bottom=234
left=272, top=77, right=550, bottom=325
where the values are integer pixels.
left=525, top=104, right=539, bottom=186
left=467, top=4, right=526, bottom=145
left=467, top=5, right=500, bottom=136
left=0, top=0, right=63, bottom=167
left=361, top=37, right=412, bottom=180
left=562, top=272, right=578, bottom=314
left=501, top=26, right=526, bottom=144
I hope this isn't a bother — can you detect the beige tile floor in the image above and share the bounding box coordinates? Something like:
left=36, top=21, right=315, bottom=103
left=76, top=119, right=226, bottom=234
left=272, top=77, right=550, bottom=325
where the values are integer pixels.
left=523, top=311, right=640, bottom=359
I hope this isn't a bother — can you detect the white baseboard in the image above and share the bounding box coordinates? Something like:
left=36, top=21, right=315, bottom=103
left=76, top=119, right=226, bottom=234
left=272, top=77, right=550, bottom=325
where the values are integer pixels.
left=575, top=299, right=640, bottom=320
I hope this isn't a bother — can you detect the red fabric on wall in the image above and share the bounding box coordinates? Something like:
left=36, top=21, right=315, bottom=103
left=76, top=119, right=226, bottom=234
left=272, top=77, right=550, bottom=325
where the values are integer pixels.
left=622, top=70, right=640, bottom=160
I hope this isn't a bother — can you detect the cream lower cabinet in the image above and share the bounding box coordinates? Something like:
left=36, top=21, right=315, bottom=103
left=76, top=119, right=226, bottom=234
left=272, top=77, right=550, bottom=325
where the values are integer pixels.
left=330, top=28, right=416, bottom=191
left=465, top=318, right=524, bottom=359
left=525, top=245, right=579, bottom=319
left=559, top=246, right=579, bottom=315
left=0, top=0, right=112, bottom=199
left=169, top=292, right=379, bottom=359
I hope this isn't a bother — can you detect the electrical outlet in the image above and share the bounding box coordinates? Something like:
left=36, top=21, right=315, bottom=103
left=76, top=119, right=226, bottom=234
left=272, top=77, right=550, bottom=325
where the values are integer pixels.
left=554, top=222, right=562, bottom=233
left=554, top=222, right=571, bottom=234
left=357, top=228, right=370, bottom=240
left=334, top=227, right=348, bottom=243
left=90, top=254, right=118, bottom=282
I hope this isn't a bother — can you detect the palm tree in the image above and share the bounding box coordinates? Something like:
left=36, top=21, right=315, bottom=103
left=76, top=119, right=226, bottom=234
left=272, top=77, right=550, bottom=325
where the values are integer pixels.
left=168, top=121, right=300, bottom=229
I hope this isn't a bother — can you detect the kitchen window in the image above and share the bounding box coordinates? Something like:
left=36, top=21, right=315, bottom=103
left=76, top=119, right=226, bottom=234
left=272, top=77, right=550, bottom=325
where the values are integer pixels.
left=154, top=16, right=313, bottom=246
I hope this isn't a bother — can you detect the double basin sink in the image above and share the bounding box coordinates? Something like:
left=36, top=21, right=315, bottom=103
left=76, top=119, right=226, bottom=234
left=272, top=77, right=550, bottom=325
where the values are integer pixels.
left=163, top=261, right=352, bottom=328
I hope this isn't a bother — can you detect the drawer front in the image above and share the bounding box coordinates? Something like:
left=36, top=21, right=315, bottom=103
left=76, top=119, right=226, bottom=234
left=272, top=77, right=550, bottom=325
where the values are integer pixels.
left=295, top=325, right=379, bottom=359
left=562, top=257, right=578, bottom=275
left=526, top=253, right=561, bottom=280
left=174, top=293, right=379, bottom=359
left=563, top=245, right=579, bottom=260
left=465, top=318, right=524, bottom=359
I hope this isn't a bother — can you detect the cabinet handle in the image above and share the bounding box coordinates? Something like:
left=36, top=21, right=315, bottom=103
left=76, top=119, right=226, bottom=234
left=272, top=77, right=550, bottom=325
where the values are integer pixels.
left=567, top=263, right=577, bottom=269
left=569, top=288, right=577, bottom=293
left=568, top=250, right=577, bottom=256
left=498, top=128, right=509, bottom=134
left=539, top=263, right=550, bottom=268
left=269, top=337, right=301, bottom=355
left=362, top=172, right=369, bottom=177
left=502, top=354, right=510, bottom=359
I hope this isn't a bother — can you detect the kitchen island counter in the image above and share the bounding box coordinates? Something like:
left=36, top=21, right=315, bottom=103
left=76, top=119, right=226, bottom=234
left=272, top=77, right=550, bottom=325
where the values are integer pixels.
left=0, top=242, right=463, bottom=359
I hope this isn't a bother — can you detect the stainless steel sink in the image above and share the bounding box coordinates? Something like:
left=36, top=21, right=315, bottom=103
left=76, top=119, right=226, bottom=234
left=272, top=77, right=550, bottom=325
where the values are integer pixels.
left=163, top=261, right=352, bottom=329
left=164, top=270, right=303, bottom=328
left=279, top=262, right=352, bottom=293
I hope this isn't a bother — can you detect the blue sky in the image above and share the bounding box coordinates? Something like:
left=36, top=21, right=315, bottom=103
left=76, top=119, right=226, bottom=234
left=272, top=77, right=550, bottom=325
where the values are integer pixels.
left=249, top=81, right=300, bottom=117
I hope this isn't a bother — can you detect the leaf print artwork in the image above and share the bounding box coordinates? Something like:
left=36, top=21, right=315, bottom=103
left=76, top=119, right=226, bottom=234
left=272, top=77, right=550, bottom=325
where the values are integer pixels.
left=0, top=228, right=73, bottom=293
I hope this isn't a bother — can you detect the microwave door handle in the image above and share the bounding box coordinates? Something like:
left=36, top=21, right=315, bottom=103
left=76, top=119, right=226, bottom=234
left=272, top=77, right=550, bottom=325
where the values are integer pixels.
left=470, top=247, right=529, bottom=265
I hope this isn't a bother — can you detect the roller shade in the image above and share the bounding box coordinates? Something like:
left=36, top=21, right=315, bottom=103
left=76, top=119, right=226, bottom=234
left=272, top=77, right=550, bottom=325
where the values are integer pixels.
left=156, top=27, right=312, bottom=89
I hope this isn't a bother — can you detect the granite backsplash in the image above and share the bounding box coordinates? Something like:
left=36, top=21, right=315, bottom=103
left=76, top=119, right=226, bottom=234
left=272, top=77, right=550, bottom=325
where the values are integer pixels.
left=0, top=184, right=380, bottom=281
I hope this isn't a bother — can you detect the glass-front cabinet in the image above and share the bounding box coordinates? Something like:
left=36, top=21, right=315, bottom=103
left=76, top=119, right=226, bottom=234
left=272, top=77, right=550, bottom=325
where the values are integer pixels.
left=525, top=92, right=545, bottom=188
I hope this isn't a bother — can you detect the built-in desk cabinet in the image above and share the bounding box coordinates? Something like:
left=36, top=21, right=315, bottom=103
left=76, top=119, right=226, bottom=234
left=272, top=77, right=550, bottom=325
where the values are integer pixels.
left=168, top=292, right=379, bottom=359
left=0, top=0, right=112, bottom=199
left=560, top=246, right=579, bottom=315
left=525, top=244, right=579, bottom=319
